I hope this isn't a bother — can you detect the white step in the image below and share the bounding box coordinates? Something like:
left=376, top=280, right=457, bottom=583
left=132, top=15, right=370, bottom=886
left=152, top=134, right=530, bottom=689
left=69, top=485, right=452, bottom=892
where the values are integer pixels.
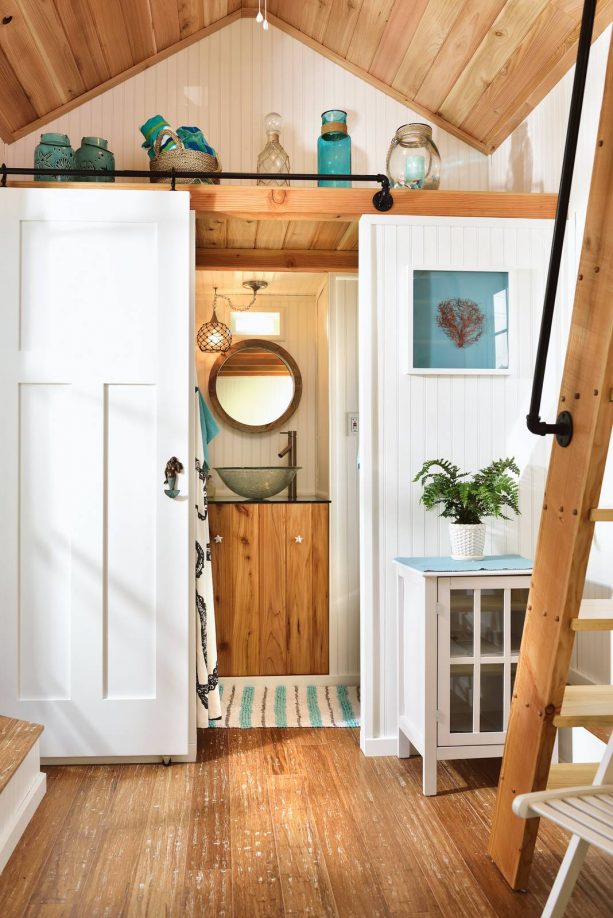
left=0, top=716, right=46, bottom=874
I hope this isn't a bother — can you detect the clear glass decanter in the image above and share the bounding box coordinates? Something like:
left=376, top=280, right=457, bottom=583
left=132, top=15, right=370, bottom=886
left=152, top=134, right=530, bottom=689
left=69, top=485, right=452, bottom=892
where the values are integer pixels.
left=257, top=112, right=290, bottom=186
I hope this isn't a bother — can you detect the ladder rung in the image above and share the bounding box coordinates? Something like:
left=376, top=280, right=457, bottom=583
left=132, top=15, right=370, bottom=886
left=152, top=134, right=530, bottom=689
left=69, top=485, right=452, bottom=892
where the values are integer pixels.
left=553, top=685, right=613, bottom=728
left=572, top=599, right=613, bottom=631
left=590, top=509, right=613, bottom=521
left=547, top=762, right=599, bottom=789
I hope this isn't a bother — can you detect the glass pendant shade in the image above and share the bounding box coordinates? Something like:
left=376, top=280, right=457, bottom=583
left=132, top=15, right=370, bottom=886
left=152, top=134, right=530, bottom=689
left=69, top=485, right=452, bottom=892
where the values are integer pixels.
left=257, top=112, right=290, bottom=186
left=197, top=308, right=232, bottom=353
left=386, top=123, right=441, bottom=190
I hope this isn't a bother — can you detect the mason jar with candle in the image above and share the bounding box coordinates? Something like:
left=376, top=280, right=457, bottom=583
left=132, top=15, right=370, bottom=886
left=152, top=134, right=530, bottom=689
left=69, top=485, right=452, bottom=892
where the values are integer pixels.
left=386, top=123, right=441, bottom=190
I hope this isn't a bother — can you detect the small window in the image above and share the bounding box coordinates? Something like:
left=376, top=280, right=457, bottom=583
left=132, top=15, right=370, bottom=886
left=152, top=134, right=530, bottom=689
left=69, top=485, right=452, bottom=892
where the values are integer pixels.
left=230, top=311, right=281, bottom=337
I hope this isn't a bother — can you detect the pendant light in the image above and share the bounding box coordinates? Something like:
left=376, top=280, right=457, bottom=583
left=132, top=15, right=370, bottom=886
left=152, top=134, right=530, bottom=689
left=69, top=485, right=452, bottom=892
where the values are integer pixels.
left=256, top=0, right=263, bottom=23
left=196, top=281, right=269, bottom=352
left=197, top=287, right=232, bottom=353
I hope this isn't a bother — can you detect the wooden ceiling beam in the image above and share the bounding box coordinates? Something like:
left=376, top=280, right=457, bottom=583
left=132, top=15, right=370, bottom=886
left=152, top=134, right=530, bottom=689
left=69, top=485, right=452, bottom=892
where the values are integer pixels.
left=196, top=247, right=358, bottom=272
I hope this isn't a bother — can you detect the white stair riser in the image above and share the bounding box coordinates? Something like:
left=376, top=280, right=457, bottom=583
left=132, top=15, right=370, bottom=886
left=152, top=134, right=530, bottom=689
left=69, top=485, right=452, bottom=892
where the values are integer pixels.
left=0, top=741, right=46, bottom=874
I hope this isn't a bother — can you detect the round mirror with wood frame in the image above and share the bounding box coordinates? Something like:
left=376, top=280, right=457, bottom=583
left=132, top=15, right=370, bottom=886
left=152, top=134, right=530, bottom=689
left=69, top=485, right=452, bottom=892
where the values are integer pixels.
left=208, top=339, right=302, bottom=433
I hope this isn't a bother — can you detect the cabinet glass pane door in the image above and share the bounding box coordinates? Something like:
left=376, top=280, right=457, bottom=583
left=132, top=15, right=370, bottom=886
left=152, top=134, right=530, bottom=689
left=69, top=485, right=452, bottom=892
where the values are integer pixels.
left=481, top=589, right=504, bottom=655
left=450, top=665, right=474, bottom=733
left=450, top=590, right=474, bottom=656
left=480, top=664, right=504, bottom=732
left=437, top=576, right=530, bottom=746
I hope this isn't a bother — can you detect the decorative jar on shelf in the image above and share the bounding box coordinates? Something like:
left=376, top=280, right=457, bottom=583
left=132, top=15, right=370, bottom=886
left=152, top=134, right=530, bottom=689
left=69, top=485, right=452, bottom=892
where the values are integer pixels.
left=386, top=123, right=441, bottom=190
left=317, top=110, right=351, bottom=187
left=257, top=112, right=290, bottom=186
left=33, top=133, right=76, bottom=181
left=75, top=136, right=115, bottom=182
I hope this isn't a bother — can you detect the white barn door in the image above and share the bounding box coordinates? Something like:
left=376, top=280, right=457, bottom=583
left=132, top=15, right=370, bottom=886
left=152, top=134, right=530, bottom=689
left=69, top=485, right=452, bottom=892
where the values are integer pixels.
left=0, top=189, right=193, bottom=759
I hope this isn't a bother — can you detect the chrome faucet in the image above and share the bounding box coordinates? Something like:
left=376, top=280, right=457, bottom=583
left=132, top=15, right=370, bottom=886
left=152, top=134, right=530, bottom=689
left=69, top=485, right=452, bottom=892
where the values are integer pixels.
left=278, top=430, right=297, bottom=501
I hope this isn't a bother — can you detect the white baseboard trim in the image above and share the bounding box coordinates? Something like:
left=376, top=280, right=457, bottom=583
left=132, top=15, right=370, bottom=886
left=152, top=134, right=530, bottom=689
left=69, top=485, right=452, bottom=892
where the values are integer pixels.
left=0, top=744, right=46, bottom=874
left=360, top=735, right=398, bottom=757
left=219, top=673, right=360, bottom=689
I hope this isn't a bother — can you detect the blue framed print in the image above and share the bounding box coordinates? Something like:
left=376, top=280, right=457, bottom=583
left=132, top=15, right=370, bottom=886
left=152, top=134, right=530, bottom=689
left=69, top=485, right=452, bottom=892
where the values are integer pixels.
left=409, top=269, right=510, bottom=374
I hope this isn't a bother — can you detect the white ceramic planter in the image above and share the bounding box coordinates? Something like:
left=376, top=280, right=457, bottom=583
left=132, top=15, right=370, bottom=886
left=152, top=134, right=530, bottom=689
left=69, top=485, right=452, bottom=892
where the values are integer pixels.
left=449, top=522, right=486, bottom=560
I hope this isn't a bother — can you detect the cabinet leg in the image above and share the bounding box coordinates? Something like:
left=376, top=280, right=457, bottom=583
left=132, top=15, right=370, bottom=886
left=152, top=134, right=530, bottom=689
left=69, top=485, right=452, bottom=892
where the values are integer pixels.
left=422, top=750, right=437, bottom=796
left=398, top=730, right=415, bottom=758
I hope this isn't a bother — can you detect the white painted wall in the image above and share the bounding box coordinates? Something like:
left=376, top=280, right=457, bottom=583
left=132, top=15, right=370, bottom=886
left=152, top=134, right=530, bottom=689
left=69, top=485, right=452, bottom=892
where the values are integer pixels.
left=359, top=215, right=575, bottom=750
left=0, top=18, right=488, bottom=191
left=328, top=275, right=360, bottom=681
left=315, top=280, right=330, bottom=499
left=491, top=26, right=613, bottom=687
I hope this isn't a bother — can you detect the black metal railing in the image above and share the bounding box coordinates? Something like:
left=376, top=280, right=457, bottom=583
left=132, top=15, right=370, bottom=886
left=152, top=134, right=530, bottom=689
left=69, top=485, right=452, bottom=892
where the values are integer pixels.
left=0, top=165, right=395, bottom=211
left=526, top=0, right=596, bottom=447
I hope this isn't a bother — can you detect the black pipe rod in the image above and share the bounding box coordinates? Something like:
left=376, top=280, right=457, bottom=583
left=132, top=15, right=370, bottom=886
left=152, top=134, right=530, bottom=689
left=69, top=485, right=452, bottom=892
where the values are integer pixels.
left=0, top=165, right=388, bottom=184
left=526, top=0, right=596, bottom=445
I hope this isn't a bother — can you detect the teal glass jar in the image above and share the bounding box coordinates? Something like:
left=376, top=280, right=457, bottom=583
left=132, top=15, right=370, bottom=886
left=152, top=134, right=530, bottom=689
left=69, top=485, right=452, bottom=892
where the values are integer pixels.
left=75, top=137, right=115, bottom=182
left=33, top=133, right=76, bottom=181
left=317, top=110, right=351, bottom=188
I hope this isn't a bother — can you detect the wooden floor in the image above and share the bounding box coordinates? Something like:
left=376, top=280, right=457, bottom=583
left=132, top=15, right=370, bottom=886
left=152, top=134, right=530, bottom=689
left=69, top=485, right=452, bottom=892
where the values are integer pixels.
left=1, top=728, right=611, bottom=917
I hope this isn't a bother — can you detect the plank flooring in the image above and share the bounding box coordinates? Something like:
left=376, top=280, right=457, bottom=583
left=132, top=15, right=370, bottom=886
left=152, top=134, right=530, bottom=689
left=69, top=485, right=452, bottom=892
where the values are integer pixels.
left=0, top=728, right=611, bottom=916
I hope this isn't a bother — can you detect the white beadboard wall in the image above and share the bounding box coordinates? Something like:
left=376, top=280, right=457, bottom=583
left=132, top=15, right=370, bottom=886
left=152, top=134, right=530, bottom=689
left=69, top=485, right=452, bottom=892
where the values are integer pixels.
left=359, top=216, right=573, bottom=747
left=328, top=275, right=360, bottom=680
left=315, top=280, right=329, bottom=498
left=0, top=18, right=488, bottom=191
left=491, top=26, right=613, bottom=688
left=196, top=289, right=318, bottom=496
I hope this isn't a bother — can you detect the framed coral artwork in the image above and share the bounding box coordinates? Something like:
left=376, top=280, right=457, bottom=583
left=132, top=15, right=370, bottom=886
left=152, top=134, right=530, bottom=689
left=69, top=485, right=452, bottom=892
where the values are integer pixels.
left=407, top=269, right=511, bottom=375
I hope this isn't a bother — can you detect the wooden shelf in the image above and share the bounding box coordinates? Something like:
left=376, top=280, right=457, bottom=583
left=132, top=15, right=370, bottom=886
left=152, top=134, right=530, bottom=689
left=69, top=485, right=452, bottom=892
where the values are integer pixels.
left=571, top=599, right=613, bottom=631
left=7, top=183, right=558, bottom=221
left=553, top=685, right=613, bottom=729
left=547, top=762, right=599, bottom=790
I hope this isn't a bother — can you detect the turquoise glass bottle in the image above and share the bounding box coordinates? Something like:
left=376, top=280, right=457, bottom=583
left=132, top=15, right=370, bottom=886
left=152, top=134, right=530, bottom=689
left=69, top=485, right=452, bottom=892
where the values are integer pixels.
left=317, top=110, right=351, bottom=188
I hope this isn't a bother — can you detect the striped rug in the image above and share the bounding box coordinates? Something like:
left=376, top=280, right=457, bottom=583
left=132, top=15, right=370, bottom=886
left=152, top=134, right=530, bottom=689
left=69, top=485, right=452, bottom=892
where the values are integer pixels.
left=211, top=683, right=360, bottom=728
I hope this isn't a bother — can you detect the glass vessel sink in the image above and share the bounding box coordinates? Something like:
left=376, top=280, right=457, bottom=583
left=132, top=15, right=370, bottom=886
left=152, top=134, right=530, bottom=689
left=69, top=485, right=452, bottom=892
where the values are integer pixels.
left=215, top=466, right=300, bottom=500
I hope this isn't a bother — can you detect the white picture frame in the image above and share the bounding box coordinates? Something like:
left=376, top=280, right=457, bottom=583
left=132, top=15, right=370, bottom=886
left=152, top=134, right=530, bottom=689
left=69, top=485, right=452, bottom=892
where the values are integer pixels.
left=402, top=266, right=517, bottom=376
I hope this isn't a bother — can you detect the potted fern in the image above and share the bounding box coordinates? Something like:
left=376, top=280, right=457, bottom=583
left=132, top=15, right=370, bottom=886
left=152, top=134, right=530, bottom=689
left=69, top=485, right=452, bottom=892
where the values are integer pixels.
left=413, top=458, right=520, bottom=560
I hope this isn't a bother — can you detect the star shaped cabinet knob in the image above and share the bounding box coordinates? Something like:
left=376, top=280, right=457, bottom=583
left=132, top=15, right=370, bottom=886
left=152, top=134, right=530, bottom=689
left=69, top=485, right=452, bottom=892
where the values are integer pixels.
left=294, top=535, right=303, bottom=544
left=214, top=534, right=223, bottom=543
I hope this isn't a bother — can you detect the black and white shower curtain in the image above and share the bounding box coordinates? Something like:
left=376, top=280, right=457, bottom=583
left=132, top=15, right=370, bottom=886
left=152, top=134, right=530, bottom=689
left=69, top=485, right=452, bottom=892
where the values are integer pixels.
left=195, top=396, right=221, bottom=725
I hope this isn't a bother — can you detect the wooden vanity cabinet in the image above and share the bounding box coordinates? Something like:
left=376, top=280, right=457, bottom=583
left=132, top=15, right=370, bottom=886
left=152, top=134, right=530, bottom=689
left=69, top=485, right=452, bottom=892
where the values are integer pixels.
left=208, top=502, right=329, bottom=676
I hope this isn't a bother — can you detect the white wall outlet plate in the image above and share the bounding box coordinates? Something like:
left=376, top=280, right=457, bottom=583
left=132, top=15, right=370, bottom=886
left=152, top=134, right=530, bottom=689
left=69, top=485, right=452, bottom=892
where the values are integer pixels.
left=347, top=413, right=359, bottom=435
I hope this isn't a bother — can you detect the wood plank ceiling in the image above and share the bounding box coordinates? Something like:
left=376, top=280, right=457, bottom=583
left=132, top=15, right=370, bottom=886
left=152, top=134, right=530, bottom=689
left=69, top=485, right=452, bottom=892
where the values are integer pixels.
left=0, top=1, right=611, bottom=151
left=195, top=215, right=358, bottom=271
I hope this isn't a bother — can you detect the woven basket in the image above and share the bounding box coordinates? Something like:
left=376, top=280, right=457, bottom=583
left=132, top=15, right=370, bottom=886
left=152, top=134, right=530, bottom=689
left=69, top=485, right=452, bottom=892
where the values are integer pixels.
left=149, top=128, right=221, bottom=184
left=449, top=522, right=486, bottom=561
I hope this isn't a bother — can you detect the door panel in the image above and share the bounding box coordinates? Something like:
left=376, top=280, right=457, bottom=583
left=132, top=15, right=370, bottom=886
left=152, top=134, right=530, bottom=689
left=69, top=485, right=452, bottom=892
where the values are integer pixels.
left=287, top=505, right=313, bottom=674
left=209, top=503, right=259, bottom=676
left=259, top=504, right=288, bottom=675
left=311, top=504, right=330, bottom=674
left=0, top=188, right=192, bottom=758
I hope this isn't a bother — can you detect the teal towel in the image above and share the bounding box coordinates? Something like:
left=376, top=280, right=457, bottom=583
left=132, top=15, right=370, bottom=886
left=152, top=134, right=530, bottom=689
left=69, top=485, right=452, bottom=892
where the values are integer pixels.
left=198, top=390, right=219, bottom=469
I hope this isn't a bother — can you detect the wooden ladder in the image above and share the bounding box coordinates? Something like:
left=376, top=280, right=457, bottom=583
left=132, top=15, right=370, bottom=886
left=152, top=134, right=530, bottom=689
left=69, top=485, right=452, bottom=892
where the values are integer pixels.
left=488, top=35, right=613, bottom=890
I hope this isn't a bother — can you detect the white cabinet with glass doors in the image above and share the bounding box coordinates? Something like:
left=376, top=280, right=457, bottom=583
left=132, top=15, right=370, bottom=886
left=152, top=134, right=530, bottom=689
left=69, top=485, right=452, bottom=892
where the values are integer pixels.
left=395, top=559, right=531, bottom=795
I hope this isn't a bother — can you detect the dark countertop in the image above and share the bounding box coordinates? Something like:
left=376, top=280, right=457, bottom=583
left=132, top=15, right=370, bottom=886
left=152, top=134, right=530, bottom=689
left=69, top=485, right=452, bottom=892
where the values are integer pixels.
left=208, top=495, right=331, bottom=504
